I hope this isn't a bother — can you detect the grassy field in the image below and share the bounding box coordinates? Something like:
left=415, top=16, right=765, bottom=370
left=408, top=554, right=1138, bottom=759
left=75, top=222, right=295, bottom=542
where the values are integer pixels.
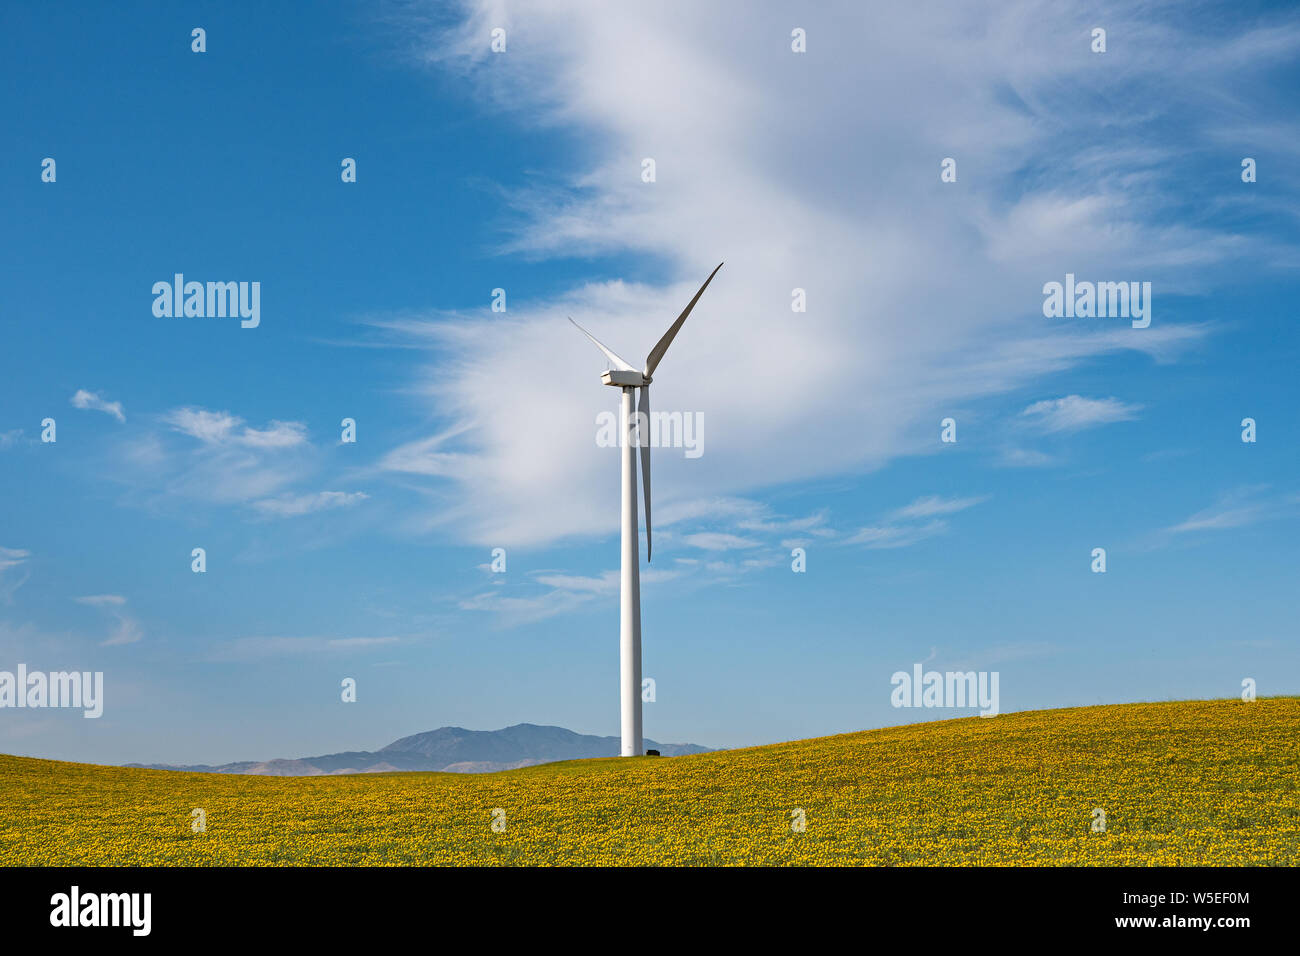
left=2, top=698, right=1297, bottom=866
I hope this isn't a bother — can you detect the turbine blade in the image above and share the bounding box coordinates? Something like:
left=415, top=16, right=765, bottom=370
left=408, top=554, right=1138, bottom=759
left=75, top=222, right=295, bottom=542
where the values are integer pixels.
left=644, top=262, right=723, bottom=377
left=568, top=316, right=634, bottom=371
left=638, top=385, right=652, bottom=562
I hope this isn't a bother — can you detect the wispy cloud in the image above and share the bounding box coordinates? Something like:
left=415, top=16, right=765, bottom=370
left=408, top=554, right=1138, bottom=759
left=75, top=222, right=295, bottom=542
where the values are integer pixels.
left=462, top=566, right=680, bottom=624
left=1020, top=395, right=1142, bottom=433
left=252, top=491, right=369, bottom=517
left=1163, top=486, right=1298, bottom=536
left=74, top=594, right=126, bottom=606
left=163, top=407, right=306, bottom=448
left=655, top=498, right=833, bottom=542
left=843, top=520, right=949, bottom=550
left=0, top=546, right=28, bottom=574
left=75, top=594, right=142, bottom=646
left=736, top=510, right=834, bottom=537
left=845, top=495, right=987, bottom=550
left=206, top=635, right=402, bottom=661
left=682, top=532, right=762, bottom=552
left=948, top=640, right=1061, bottom=670
left=0, top=547, right=31, bottom=603
left=104, top=405, right=330, bottom=513
left=996, top=446, right=1057, bottom=468
left=70, top=389, right=125, bottom=423
left=532, top=571, right=618, bottom=593
left=886, top=495, right=989, bottom=522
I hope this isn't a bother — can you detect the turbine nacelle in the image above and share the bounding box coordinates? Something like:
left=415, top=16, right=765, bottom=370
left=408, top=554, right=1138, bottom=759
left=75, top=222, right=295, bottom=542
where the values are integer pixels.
left=601, top=369, right=646, bottom=388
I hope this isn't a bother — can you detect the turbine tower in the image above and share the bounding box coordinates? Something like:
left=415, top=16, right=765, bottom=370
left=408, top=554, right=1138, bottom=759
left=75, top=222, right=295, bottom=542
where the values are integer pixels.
left=570, top=262, right=723, bottom=757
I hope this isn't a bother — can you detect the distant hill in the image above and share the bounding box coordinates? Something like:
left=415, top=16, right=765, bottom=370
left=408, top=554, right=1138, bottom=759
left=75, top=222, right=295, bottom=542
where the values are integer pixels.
left=124, top=723, right=710, bottom=775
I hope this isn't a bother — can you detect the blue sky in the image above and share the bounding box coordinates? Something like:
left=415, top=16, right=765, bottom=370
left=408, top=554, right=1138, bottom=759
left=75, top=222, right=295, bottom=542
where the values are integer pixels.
left=1, top=0, right=1297, bottom=765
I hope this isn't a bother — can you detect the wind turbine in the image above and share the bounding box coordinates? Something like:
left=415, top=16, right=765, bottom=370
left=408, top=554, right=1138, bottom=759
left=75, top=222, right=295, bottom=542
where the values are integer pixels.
left=570, top=262, right=723, bottom=757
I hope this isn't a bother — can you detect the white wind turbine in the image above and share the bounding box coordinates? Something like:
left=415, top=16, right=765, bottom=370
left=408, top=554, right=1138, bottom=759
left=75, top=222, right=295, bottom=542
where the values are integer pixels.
left=570, top=262, right=723, bottom=757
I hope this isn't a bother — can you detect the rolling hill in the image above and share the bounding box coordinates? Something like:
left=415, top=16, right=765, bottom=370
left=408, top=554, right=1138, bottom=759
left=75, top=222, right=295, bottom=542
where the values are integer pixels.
left=3, top=698, right=1297, bottom=865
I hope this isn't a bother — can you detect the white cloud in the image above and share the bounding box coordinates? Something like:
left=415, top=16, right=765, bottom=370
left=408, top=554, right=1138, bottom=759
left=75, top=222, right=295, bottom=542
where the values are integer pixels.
left=163, top=408, right=240, bottom=443
left=252, top=491, right=369, bottom=517
left=207, top=636, right=402, bottom=661
left=887, top=495, right=989, bottom=522
left=70, top=389, right=125, bottom=423
left=0, top=547, right=30, bottom=603
left=845, top=494, right=988, bottom=549
left=379, top=426, right=476, bottom=478
left=1170, top=507, right=1263, bottom=534
left=368, top=0, right=1272, bottom=549
left=532, top=571, right=618, bottom=593
left=462, top=565, right=680, bottom=624
left=73, top=594, right=125, bottom=607
left=1164, top=487, right=1297, bottom=536
left=458, top=588, right=590, bottom=623
left=163, top=408, right=307, bottom=448
left=75, top=594, right=141, bottom=646
left=104, top=406, right=323, bottom=512
left=0, top=546, right=29, bottom=573
left=1020, top=395, right=1142, bottom=433
left=737, top=511, right=833, bottom=536
left=240, top=422, right=311, bottom=449
left=842, top=520, right=950, bottom=550
left=654, top=496, right=764, bottom=528
left=682, top=532, right=762, bottom=551
left=997, top=446, right=1057, bottom=468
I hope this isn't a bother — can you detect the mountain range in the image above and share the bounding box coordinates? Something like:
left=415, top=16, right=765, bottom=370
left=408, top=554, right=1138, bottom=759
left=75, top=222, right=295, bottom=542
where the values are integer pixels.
left=125, top=723, right=711, bottom=775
